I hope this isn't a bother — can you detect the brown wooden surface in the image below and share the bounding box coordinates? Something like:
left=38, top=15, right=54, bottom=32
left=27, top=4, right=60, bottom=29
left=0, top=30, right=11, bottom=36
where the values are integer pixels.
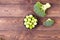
left=0, top=0, right=60, bottom=40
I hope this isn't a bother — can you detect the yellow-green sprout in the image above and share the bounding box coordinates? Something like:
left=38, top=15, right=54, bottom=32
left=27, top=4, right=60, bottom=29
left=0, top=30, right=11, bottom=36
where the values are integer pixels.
left=24, top=15, right=38, bottom=29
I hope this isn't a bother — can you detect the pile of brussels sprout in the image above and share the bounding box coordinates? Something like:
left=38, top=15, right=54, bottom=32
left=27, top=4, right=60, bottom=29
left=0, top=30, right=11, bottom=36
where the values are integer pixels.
left=24, top=15, right=38, bottom=29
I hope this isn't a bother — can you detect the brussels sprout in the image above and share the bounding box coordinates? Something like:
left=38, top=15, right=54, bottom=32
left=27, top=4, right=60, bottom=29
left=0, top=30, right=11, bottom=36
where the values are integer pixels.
left=29, top=15, right=33, bottom=18
left=26, top=25, right=29, bottom=28
left=24, top=18, right=27, bottom=22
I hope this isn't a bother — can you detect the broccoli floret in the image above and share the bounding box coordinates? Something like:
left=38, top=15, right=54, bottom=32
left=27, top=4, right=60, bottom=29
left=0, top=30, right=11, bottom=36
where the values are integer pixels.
left=34, top=2, right=51, bottom=17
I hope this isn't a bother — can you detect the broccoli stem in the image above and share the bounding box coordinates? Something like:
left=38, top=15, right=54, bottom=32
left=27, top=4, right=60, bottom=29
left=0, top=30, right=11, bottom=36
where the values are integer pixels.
left=42, top=3, right=51, bottom=11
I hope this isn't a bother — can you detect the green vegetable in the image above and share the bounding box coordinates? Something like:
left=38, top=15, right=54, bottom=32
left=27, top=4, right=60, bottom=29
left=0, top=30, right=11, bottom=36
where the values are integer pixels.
left=34, top=2, right=51, bottom=17
left=43, top=18, right=54, bottom=27
left=24, top=15, right=38, bottom=29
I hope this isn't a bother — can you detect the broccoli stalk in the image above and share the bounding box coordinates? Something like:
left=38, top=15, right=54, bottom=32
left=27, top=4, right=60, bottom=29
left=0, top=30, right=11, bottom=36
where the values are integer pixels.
left=42, top=3, right=51, bottom=11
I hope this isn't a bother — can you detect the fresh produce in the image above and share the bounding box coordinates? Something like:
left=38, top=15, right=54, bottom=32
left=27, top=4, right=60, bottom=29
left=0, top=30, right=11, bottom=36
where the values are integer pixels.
left=43, top=18, right=54, bottom=27
left=23, top=1, right=55, bottom=29
left=34, top=1, right=51, bottom=17
left=24, top=15, right=38, bottom=29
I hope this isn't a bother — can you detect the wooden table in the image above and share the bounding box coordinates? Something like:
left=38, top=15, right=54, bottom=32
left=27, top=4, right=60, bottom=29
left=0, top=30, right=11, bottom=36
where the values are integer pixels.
left=0, top=0, right=60, bottom=40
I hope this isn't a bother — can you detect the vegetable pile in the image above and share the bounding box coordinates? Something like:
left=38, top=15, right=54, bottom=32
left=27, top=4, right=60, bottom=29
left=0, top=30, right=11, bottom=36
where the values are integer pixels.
left=34, top=2, right=51, bottom=17
left=24, top=15, right=38, bottom=29
left=24, top=1, right=55, bottom=29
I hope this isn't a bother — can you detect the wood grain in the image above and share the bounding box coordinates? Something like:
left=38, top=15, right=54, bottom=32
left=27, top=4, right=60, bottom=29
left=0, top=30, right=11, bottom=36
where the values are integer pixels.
left=30, top=30, right=60, bottom=40
left=30, top=0, right=60, bottom=4
left=0, top=0, right=59, bottom=40
left=0, top=18, right=25, bottom=31
left=0, top=31, right=18, bottom=40
left=0, top=0, right=60, bottom=5
left=18, top=30, right=31, bottom=40
left=0, top=5, right=30, bottom=17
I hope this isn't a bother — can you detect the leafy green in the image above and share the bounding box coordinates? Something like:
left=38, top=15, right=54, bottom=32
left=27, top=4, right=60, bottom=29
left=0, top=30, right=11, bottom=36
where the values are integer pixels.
left=34, top=2, right=51, bottom=17
left=43, top=18, right=54, bottom=27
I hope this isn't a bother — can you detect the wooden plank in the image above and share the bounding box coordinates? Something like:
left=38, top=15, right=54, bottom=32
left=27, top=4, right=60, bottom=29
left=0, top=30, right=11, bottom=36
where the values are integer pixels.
left=30, top=0, right=60, bottom=5
left=0, top=5, right=30, bottom=17
left=0, top=5, right=59, bottom=17
left=0, top=31, right=18, bottom=40
left=0, top=0, right=27, bottom=4
left=0, top=30, right=31, bottom=40
left=18, top=30, right=31, bottom=40
left=0, top=18, right=25, bottom=30
left=30, top=30, right=60, bottom=40
left=0, top=0, right=60, bottom=5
